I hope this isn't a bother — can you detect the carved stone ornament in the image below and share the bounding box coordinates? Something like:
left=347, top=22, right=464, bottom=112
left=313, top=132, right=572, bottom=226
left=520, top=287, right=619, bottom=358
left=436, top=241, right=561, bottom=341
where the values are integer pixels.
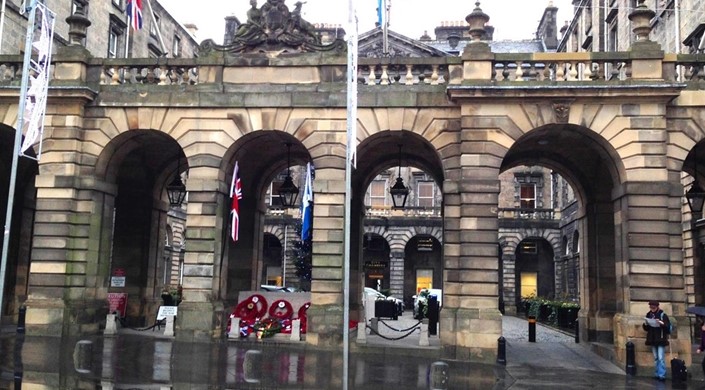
left=200, top=0, right=345, bottom=54
left=552, top=102, right=571, bottom=123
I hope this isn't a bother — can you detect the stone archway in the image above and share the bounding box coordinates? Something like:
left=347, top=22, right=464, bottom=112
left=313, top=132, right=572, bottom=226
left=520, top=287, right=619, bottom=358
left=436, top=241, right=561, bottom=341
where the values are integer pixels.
left=0, top=124, right=38, bottom=321
left=94, top=130, right=187, bottom=327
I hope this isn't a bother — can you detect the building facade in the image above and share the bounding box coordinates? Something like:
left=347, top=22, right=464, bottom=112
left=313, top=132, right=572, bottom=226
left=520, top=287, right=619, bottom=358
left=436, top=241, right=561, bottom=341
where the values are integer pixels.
left=1, top=0, right=704, bottom=372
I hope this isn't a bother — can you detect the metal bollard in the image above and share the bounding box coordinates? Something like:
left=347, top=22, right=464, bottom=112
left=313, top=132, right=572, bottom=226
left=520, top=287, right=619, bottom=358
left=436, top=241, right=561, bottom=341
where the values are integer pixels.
left=625, top=341, right=636, bottom=376
left=574, top=318, right=579, bottom=343
left=496, top=336, right=507, bottom=365
left=528, top=316, right=536, bottom=342
left=17, top=306, right=26, bottom=334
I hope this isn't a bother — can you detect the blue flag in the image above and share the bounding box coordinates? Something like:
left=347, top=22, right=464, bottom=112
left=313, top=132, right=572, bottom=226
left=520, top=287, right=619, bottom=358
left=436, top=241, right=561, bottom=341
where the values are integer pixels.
left=377, top=0, right=383, bottom=27
left=301, top=162, right=314, bottom=241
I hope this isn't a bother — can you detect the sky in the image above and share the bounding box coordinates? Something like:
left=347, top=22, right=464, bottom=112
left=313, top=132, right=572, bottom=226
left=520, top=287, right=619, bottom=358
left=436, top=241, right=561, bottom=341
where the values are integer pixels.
left=160, top=0, right=576, bottom=45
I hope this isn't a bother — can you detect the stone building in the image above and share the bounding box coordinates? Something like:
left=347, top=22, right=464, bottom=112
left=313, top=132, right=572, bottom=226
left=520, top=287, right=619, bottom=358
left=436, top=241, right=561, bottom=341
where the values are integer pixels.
left=2, top=0, right=705, bottom=374
left=0, top=0, right=199, bottom=57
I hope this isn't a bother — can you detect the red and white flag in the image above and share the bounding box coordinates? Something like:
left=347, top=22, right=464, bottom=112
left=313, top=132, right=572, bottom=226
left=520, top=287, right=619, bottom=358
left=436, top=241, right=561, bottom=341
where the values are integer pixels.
left=230, top=161, right=242, bottom=242
left=126, top=0, right=143, bottom=31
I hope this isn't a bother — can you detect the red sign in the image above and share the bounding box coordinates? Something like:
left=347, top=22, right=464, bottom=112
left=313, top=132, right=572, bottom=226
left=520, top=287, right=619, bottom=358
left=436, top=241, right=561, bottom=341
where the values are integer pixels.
left=112, top=268, right=126, bottom=277
left=107, top=293, right=128, bottom=317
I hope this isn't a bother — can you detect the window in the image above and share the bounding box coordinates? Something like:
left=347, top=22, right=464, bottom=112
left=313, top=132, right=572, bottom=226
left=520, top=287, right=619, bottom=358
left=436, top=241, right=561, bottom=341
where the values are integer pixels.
left=108, top=15, right=127, bottom=58
left=417, top=181, right=434, bottom=207
left=150, top=14, right=160, bottom=37
left=267, top=182, right=283, bottom=207
left=607, top=19, right=617, bottom=52
left=520, top=184, right=536, bottom=209
left=72, top=0, right=88, bottom=15
left=367, top=180, right=386, bottom=206
left=172, top=35, right=181, bottom=57
left=520, top=272, right=537, bottom=298
left=108, top=29, right=119, bottom=58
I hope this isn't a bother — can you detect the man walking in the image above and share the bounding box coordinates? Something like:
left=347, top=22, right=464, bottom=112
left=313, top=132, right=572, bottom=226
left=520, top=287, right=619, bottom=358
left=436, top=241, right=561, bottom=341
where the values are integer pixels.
left=643, top=300, right=670, bottom=381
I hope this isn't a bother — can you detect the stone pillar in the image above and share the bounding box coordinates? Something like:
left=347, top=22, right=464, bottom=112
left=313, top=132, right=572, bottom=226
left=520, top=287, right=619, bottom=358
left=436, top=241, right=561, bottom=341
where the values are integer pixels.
left=442, top=176, right=502, bottom=362
left=628, top=0, right=664, bottom=81
left=388, top=251, right=404, bottom=298
left=612, top=181, right=691, bottom=370
left=502, top=253, right=517, bottom=315
left=461, top=2, right=493, bottom=82
left=305, top=165, right=345, bottom=347
left=177, top=169, right=225, bottom=341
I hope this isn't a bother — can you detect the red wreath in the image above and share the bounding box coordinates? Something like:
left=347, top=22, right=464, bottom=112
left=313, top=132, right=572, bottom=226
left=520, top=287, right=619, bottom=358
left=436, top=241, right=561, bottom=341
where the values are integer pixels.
left=268, top=299, right=294, bottom=320
left=297, top=302, right=311, bottom=333
left=232, top=294, right=268, bottom=322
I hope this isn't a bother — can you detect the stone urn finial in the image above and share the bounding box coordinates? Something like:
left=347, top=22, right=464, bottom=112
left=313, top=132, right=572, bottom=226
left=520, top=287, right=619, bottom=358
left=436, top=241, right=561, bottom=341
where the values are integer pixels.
left=466, top=1, right=489, bottom=42
left=628, top=0, right=655, bottom=42
left=65, top=7, right=92, bottom=46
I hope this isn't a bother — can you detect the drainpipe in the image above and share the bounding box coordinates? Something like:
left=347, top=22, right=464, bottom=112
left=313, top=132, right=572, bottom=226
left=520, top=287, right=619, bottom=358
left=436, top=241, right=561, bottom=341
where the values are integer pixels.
left=0, top=0, right=7, bottom=53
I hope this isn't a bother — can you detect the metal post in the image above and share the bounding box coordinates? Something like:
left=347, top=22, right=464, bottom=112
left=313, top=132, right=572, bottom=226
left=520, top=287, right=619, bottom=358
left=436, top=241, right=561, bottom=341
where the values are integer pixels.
left=625, top=341, right=636, bottom=376
left=528, top=316, right=536, bottom=342
left=0, top=0, right=37, bottom=323
left=16, top=305, right=26, bottom=333
left=343, top=1, right=358, bottom=389
left=496, top=336, right=506, bottom=365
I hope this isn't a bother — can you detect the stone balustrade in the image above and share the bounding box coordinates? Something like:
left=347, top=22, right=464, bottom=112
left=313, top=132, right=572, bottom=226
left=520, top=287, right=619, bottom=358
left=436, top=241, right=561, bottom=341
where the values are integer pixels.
left=98, top=61, right=198, bottom=85
left=365, top=205, right=442, bottom=217
left=497, top=208, right=558, bottom=220
left=3, top=51, right=698, bottom=88
left=357, top=58, right=453, bottom=86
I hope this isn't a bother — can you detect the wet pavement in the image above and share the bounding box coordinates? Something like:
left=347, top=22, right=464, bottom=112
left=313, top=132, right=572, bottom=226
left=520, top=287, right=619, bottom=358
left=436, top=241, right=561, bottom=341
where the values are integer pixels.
left=0, top=314, right=701, bottom=389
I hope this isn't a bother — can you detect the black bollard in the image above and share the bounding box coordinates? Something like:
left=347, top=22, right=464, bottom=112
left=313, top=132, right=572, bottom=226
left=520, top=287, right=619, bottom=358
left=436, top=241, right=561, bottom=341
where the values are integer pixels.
left=625, top=341, right=636, bottom=376
left=574, top=318, right=579, bottom=343
left=17, top=306, right=26, bottom=334
left=528, top=316, right=536, bottom=342
left=496, top=336, right=507, bottom=365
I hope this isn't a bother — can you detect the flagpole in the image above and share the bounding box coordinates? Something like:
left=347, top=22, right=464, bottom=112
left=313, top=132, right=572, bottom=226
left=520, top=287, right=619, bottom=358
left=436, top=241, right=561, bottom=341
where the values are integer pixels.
left=125, top=13, right=131, bottom=58
left=145, top=0, right=167, bottom=56
left=343, top=0, right=358, bottom=388
left=0, top=0, right=37, bottom=322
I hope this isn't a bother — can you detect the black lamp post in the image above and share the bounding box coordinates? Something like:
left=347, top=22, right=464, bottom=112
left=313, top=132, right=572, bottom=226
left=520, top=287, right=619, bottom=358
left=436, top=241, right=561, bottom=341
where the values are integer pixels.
left=278, top=142, right=299, bottom=208
left=390, top=144, right=409, bottom=209
left=167, top=160, right=187, bottom=207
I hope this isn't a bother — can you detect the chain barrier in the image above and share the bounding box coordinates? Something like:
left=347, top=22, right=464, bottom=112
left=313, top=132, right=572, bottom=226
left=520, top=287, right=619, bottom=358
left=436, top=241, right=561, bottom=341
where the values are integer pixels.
left=366, top=323, right=420, bottom=341
left=379, top=319, right=422, bottom=332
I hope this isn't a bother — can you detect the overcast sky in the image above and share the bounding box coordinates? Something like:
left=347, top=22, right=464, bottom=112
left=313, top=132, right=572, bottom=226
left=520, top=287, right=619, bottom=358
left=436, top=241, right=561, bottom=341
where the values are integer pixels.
left=160, top=0, right=575, bottom=44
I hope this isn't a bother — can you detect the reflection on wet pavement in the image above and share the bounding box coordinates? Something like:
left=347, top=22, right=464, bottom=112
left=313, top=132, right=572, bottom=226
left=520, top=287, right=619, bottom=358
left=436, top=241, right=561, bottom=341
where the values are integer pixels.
left=0, top=333, right=680, bottom=389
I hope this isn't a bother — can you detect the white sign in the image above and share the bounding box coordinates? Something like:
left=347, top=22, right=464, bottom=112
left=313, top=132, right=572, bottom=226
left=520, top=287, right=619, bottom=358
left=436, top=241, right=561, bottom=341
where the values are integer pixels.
left=157, top=306, right=178, bottom=321
left=110, top=276, right=126, bottom=287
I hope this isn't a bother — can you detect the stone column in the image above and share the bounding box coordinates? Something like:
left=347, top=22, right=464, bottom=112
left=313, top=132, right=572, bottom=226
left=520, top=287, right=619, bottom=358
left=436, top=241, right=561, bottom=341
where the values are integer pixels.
left=176, top=167, right=225, bottom=341
left=612, top=181, right=691, bottom=370
left=442, top=175, right=502, bottom=363
left=305, top=165, right=345, bottom=347
left=23, top=45, right=101, bottom=335
left=388, top=251, right=404, bottom=298
left=502, top=253, right=517, bottom=315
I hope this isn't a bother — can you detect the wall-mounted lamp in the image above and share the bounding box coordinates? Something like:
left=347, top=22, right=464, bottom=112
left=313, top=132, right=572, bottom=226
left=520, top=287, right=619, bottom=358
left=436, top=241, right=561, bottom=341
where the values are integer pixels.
left=389, top=144, right=409, bottom=209
left=167, top=159, right=187, bottom=207
left=687, top=148, right=705, bottom=214
left=278, top=142, right=299, bottom=208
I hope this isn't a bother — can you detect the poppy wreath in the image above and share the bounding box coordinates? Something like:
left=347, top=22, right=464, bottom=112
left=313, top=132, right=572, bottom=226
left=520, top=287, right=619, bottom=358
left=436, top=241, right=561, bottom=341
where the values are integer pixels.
left=268, top=299, right=294, bottom=320
left=233, top=294, right=268, bottom=322
left=298, top=302, right=311, bottom=333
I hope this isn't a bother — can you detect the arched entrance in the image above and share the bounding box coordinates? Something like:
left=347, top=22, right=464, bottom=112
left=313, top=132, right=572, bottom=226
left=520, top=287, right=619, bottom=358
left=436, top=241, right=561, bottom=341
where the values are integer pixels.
left=0, top=125, right=38, bottom=322
left=96, top=130, right=187, bottom=327
left=502, top=123, right=625, bottom=344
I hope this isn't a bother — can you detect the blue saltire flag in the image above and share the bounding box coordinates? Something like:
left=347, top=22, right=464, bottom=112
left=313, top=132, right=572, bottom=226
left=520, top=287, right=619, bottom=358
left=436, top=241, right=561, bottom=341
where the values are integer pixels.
left=301, top=162, right=314, bottom=241
left=377, top=0, right=383, bottom=27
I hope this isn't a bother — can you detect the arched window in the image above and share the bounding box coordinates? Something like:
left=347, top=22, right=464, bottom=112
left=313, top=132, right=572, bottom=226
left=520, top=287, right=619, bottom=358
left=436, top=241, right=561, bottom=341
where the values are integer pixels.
left=572, top=231, right=580, bottom=253
left=562, top=235, right=569, bottom=255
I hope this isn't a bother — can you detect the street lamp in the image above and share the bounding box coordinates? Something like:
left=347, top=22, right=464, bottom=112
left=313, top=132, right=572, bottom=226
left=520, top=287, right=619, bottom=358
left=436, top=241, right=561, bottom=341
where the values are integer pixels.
left=166, top=161, right=187, bottom=207
left=389, top=144, right=409, bottom=209
left=687, top=148, right=705, bottom=214
left=278, top=142, right=299, bottom=208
